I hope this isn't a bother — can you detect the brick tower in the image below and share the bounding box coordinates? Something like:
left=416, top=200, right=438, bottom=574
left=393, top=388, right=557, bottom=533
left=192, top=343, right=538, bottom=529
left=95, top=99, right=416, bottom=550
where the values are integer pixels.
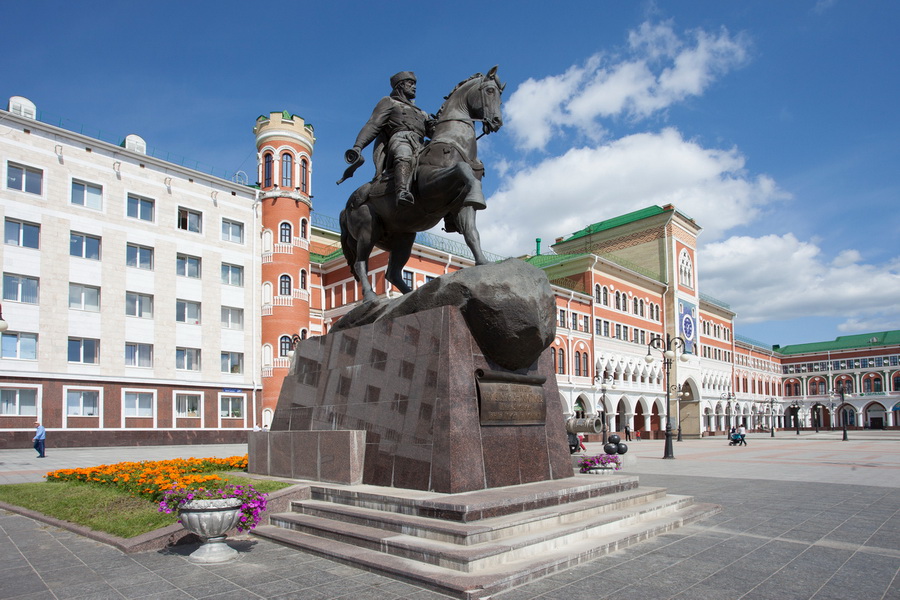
left=254, top=111, right=315, bottom=426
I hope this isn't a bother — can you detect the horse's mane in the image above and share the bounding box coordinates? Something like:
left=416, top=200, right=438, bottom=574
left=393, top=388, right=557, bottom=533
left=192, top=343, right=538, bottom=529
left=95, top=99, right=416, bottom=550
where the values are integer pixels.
left=434, top=73, right=484, bottom=120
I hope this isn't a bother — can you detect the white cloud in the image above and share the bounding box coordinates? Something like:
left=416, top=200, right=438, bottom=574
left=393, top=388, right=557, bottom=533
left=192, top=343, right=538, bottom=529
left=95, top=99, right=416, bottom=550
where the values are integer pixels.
left=701, top=234, right=900, bottom=329
left=504, top=20, right=750, bottom=152
left=479, top=128, right=786, bottom=256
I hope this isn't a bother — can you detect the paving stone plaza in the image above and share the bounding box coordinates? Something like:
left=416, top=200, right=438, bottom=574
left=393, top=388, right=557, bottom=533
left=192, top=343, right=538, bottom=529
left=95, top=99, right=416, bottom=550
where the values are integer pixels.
left=2, top=432, right=899, bottom=599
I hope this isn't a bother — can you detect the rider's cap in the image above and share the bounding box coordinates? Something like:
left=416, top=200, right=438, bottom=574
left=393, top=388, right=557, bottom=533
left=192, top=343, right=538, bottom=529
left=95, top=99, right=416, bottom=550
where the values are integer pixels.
left=390, top=71, right=416, bottom=89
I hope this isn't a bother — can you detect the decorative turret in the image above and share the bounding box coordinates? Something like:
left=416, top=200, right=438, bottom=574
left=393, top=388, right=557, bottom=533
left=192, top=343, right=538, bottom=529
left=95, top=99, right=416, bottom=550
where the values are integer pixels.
left=254, top=111, right=315, bottom=426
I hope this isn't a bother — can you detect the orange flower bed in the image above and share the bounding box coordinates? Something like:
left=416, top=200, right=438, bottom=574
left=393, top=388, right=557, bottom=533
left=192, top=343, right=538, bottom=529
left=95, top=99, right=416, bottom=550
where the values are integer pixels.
left=46, top=455, right=248, bottom=502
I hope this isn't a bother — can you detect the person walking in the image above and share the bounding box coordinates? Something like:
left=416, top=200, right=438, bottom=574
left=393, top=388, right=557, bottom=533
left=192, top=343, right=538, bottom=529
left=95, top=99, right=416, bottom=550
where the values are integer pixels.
left=624, top=425, right=632, bottom=441
left=33, top=421, right=46, bottom=458
left=738, top=423, right=747, bottom=446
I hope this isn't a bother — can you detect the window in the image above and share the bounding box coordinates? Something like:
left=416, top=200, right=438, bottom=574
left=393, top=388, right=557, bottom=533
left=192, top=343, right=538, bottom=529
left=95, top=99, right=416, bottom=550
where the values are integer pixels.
left=279, top=274, right=292, bottom=296
left=68, top=337, right=99, bottom=363
left=615, top=292, right=621, bottom=310
left=279, top=222, right=292, bottom=243
left=558, top=309, right=566, bottom=328
left=176, top=347, right=201, bottom=371
left=222, top=219, right=244, bottom=243
left=571, top=313, right=578, bottom=330
left=583, top=353, right=589, bottom=377
left=557, top=348, right=565, bottom=375
left=264, top=153, right=273, bottom=188
left=70, top=232, right=101, bottom=260
left=176, top=253, right=201, bottom=278
left=279, top=335, right=293, bottom=357
left=125, top=343, right=153, bottom=367
left=175, top=393, right=201, bottom=418
left=221, top=395, right=243, bottom=418
left=221, top=307, right=244, bottom=330
left=221, top=352, right=243, bottom=374
left=594, top=284, right=602, bottom=303
left=221, top=263, right=244, bottom=286
left=1, top=332, right=37, bottom=359
left=300, top=270, right=308, bottom=290
left=126, top=244, right=154, bottom=270
left=679, top=250, right=694, bottom=288
left=583, top=316, right=589, bottom=332
left=3, top=274, right=39, bottom=304
left=402, top=270, right=413, bottom=289
left=125, top=292, right=153, bottom=318
left=71, top=180, right=102, bottom=210
left=66, top=390, right=99, bottom=416
left=575, top=351, right=581, bottom=376
left=68, top=283, right=100, bottom=311
left=300, top=159, right=309, bottom=193
left=176, top=300, right=201, bottom=324
left=127, top=194, right=155, bottom=221
left=281, top=153, right=293, bottom=187
left=300, top=218, right=308, bottom=239
left=7, top=163, right=42, bottom=195
left=1, top=388, right=37, bottom=415
left=5, top=219, right=40, bottom=249
left=124, top=391, right=153, bottom=417
left=177, top=207, right=202, bottom=233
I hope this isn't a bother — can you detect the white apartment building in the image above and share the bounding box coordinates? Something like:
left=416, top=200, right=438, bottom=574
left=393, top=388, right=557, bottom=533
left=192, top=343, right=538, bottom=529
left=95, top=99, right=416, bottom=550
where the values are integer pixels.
left=1, top=97, right=261, bottom=447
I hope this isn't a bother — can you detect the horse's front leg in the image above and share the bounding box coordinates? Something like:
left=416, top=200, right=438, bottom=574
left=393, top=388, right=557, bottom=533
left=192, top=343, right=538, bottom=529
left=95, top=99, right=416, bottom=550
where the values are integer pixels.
left=455, top=206, right=489, bottom=265
left=384, top=232, right=417, bottom=294
left=349, top=209, right=381, bottom=303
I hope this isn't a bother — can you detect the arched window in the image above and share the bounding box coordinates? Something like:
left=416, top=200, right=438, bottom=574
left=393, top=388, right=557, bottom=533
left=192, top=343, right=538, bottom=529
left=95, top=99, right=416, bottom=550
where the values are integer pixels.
left=300, top=218, right=308, bottom=239
left=263, top=153, right=273, bottom=188
left=279, top=335, right=292, bottom=357
left=281, top=153, right=293, bottom=188
left=300, top=270, right=307, bottom=290
left=550, top=347, right=556, bottom=370
left=279, top=274, right=292, bottom=296
left=575, top=352, right=581, bottom=376
left=594, top=284, right=602, bottom=303
left=893, top=373, right=900, bottom=391
left=300, top=329, right=308, bottom=340
left=614, top=292, right=621, bottom=310
left=583, top=353, right=589, bottom=378
left=679, top=249, right=694, bottom=288
left=557, top=348, right=565, bottom=375
left=602, top=287, right=608, bottom=306
left=639, top=299, right=645, bottom=317
left=279, top=222, right=292, bottom=243
left=633, top=298, right=639, bottom=314
left=300, top=159, right=309, bottom=193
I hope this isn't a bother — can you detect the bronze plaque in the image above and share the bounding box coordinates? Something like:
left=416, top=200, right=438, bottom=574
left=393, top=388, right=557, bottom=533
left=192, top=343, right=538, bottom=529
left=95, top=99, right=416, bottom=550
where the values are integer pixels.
left=477, top=380, right=546, bottom=426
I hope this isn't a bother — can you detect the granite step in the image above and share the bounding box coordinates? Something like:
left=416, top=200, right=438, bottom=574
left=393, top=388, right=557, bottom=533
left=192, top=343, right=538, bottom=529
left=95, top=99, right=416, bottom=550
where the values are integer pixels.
left=268, top=491, right=693, bottom=572
left=254, top=501, right=721, bottom=599
left=307, top=475, right=641, bottom=522
left=290, top=485, right=670, bottom=545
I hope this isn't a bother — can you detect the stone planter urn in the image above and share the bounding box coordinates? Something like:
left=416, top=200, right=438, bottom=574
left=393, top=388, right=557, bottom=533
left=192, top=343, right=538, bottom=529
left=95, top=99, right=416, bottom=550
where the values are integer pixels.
left=179, top=498, right=243, bottom=563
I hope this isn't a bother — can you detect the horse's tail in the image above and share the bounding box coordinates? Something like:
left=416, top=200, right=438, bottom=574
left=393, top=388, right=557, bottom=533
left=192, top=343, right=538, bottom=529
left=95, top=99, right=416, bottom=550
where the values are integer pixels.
left=339, top=209, right=359, bottom=282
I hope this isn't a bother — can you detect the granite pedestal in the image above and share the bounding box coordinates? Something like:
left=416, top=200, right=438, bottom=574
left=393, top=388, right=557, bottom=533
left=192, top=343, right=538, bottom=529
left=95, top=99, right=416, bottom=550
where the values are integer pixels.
left=249, top=306, right=572, bottom=493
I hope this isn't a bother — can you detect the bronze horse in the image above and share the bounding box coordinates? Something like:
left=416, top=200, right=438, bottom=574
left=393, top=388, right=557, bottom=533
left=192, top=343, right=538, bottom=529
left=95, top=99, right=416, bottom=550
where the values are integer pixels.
left=339, top=67, right=504, bottom=302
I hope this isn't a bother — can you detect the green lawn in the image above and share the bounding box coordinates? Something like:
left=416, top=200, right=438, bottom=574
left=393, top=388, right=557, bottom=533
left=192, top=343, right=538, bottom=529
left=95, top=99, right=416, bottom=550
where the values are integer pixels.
left=0, top=473, right=292, bottom=539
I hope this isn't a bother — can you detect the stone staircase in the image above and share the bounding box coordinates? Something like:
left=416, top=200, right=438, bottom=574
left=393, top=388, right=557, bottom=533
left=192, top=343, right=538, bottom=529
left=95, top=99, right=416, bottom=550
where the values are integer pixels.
left=252, top=474, right=720, bottom=599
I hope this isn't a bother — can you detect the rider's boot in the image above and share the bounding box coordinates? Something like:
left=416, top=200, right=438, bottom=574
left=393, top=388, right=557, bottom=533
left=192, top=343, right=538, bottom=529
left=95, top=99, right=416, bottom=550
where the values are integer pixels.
left=395, top=161, right=415, bottom=206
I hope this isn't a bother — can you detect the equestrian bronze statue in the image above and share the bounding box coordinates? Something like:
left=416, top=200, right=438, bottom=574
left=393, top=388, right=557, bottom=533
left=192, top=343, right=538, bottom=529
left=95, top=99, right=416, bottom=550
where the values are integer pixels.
left=338, top=67, right=504, bottom=302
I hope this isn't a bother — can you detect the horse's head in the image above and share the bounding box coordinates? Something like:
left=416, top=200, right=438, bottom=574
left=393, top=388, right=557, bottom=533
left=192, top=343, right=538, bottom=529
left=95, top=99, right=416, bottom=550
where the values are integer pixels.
left=437, top=66, right=505, bottom=136
left=476, top=65, right=505, bottom=134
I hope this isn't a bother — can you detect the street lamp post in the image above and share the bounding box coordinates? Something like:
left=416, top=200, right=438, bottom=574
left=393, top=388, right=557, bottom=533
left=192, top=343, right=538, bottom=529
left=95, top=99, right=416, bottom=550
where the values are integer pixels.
left=766, top=397, right=777, bottom=437
left=645, top=334, right=689, bottom=460
left=835, top=381, right=849, bottom=441
left=790, top=399, right=802, bottom=435
left=593, top=362, right=614, bottom=442
left=720, top=392, right=735, bottom=434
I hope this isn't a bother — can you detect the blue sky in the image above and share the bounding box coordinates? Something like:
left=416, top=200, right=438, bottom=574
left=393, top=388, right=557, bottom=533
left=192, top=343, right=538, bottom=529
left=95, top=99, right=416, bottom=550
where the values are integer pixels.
left=3, top=0, right=899, bottom=347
